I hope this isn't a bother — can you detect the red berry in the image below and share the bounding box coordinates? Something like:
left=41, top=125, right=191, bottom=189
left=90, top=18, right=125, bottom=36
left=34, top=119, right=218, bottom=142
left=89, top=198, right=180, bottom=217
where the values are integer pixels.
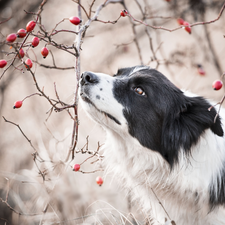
left=41, top=47, right=49, bottom=58
left=6, top=33, right=17, bottom=42
left=183, top=21, right=191, bottom=34
left=13, top=100, right=23, bottom=109
left=26, top=21, right=36, bottom=32
left=197, top=64, right=205, bottom=76
left=17, top=29, right=27, bottom=38
left=69, top=17, right=81, bottom=25
left=0, top=60, right=7, bottom=68
left=31, top=37, right=39, bottom=48
left=25, top=58, right=33, bottom=69
left=120, top=10, right=128, bottom=17
left=177, top=18, right=184, bottom=25
left=18, top=48, right=25, bottom=58
left=96, top=176, right=103, bottom=186
left=212, top=80, right=223, bottom=91
left=73, top=164, right=80, bottom=171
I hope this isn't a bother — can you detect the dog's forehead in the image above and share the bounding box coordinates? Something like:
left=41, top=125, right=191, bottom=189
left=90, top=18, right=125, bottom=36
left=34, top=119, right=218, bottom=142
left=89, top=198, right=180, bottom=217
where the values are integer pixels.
left=114, top=66, right=150, bottom=77
left=130, top=66, right=150, bottom=75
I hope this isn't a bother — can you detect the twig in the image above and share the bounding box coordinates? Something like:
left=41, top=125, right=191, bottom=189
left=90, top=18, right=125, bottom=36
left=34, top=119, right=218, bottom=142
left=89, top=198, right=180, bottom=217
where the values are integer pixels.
left=150, top=187, right=171, bottom=221
left=0, top=217, right=11, bottom=225
left=94, top=17, right=120, bottom=24
left=80, top=142, right=101, bottom=165
left=51, top=29, right=78, bottom=36
left=69, top=0, right=83, bottom=161
left=89, top=0, right=97, bottom=17
left=202, top=13, right=223, bottom=76
left=44, top=122, right=70, bottom=144
left=2, top=116, right=38, bottom=153
left=208, top=94, right=225, bottom=123
left=123, top=2, right=143, bottom=64
left=34, top=61, right=74, bottom=70
left=22, top=93, right=42, bottom=102
left=27, top=69, right=74, bottom=112
left=0, top=16, right=12, bottom=24
left=0, top=179, right=39, bottom=216
left=72, top=0, right=90, bottom=19
left=0, top=197, right=38, bottom=216
left=78, top=169, right=103, bottom=174
left=125, top=2, right=225, bottom=32
left=49, top=18, right=68, bottom=36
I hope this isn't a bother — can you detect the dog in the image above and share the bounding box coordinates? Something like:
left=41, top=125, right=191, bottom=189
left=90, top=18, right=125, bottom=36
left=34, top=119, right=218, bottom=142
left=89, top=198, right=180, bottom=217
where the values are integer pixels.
left=79, top=66, right=225, bottom=225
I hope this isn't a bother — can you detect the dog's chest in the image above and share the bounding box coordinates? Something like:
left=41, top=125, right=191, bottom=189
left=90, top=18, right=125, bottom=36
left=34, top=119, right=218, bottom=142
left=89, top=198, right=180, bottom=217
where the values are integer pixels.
left=102, top=131, right=218, bottom=224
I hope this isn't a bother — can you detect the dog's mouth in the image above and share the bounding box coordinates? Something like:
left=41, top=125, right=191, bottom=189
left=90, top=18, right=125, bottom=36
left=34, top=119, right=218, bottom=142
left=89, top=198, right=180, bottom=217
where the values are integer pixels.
left=80, top=92, right=92, bottom=105
left=80, top=92, right=121, bottom=125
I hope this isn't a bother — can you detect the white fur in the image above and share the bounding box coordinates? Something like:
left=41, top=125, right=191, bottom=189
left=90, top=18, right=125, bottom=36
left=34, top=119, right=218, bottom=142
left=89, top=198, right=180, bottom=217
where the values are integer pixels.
left=79, top=70, right=225, bottom=225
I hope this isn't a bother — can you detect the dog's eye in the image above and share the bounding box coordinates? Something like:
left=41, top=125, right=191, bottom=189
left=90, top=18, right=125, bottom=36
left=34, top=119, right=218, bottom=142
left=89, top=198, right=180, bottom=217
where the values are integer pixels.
left=134, top=87, right=145, bottom=96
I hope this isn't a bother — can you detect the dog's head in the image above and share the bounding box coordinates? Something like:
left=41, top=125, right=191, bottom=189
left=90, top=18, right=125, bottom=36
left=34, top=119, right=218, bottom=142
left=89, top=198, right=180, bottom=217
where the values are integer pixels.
left=79, top=66, right=223, bottom=168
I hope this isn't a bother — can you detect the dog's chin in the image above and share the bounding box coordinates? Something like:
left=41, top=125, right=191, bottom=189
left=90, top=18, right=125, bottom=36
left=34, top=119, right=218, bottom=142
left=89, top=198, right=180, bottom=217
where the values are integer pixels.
left=80, top=92, right=94, bottom=106
left=80, top=92, right=121, bottom=125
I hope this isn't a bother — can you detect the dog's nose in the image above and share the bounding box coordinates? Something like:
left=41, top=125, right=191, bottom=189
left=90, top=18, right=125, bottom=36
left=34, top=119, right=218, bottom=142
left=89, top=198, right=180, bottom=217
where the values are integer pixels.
left=80, top=72, right=99, bottom=85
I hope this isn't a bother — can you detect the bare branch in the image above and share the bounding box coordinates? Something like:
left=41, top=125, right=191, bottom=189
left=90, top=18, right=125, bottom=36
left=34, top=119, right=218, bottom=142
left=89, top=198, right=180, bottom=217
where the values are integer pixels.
left=0, top=16, right=12, bottom=24
left=2, top=116, right=38, bottom=153
left=125, top=2, right=225, bottom=32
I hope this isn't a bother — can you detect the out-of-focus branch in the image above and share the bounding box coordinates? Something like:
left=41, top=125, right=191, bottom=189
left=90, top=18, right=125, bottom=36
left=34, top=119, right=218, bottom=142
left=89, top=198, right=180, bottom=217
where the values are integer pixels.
left=126, top=2, right=225, bottom=32
left=0, top=177, right=39, bottom=216
left=33, top=60, right=74, bottom=70
left=201, top=13, right=223, bottom=77
left=0, top=197, right=38, bottom=216
left=0, top=17, right=12, bottom=24
left=2, top=116, right=38, bottom=154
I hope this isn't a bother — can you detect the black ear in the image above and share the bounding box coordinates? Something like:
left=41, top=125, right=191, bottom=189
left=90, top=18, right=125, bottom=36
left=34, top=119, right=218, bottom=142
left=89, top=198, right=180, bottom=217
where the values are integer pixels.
left=114, top=67, right=133, bottom=77
left=161, top=96, right=223, bottom=168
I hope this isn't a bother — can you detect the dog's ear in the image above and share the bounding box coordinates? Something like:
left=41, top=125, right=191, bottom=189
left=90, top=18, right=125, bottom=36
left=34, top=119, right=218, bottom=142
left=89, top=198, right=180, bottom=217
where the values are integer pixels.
left=114, top=67, right=133, bottom=77
left=161, top=96, right=223, bottom=168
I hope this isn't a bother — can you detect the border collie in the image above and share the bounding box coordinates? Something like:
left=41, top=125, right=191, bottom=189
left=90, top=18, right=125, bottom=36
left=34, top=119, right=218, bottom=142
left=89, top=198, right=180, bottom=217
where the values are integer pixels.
left=79, top=66, right=225, bottom=225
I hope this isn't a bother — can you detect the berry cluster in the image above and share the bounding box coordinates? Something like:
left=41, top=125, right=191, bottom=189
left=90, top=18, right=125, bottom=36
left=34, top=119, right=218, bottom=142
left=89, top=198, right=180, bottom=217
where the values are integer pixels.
left=1, top=15, right=82, bottom=71
left=1, top=20, right=49, bottom=72
left=177, top=18, right=191, bottom=34
left=1, top=15, right=82, bottom=109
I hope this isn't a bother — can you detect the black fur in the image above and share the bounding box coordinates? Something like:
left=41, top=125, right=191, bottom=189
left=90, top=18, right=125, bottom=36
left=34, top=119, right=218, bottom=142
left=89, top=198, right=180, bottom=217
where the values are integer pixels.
left=113, top=67, right=223, bottom=168
left=209, top=161, right=225, bottom=209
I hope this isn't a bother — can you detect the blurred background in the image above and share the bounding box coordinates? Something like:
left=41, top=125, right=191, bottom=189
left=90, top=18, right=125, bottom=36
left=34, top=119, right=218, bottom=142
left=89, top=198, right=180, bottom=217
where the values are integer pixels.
left=0, top=0, right=225, bottom=224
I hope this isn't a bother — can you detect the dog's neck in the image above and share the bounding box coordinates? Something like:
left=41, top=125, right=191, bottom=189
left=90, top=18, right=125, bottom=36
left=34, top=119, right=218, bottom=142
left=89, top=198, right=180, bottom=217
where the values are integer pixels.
left=102, top=128, right=225, bottom=213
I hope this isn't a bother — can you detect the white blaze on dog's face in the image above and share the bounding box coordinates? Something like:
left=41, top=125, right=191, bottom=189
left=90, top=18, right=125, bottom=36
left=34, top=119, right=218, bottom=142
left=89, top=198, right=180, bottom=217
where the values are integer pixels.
left=79, top=71, right=127, bottom=131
